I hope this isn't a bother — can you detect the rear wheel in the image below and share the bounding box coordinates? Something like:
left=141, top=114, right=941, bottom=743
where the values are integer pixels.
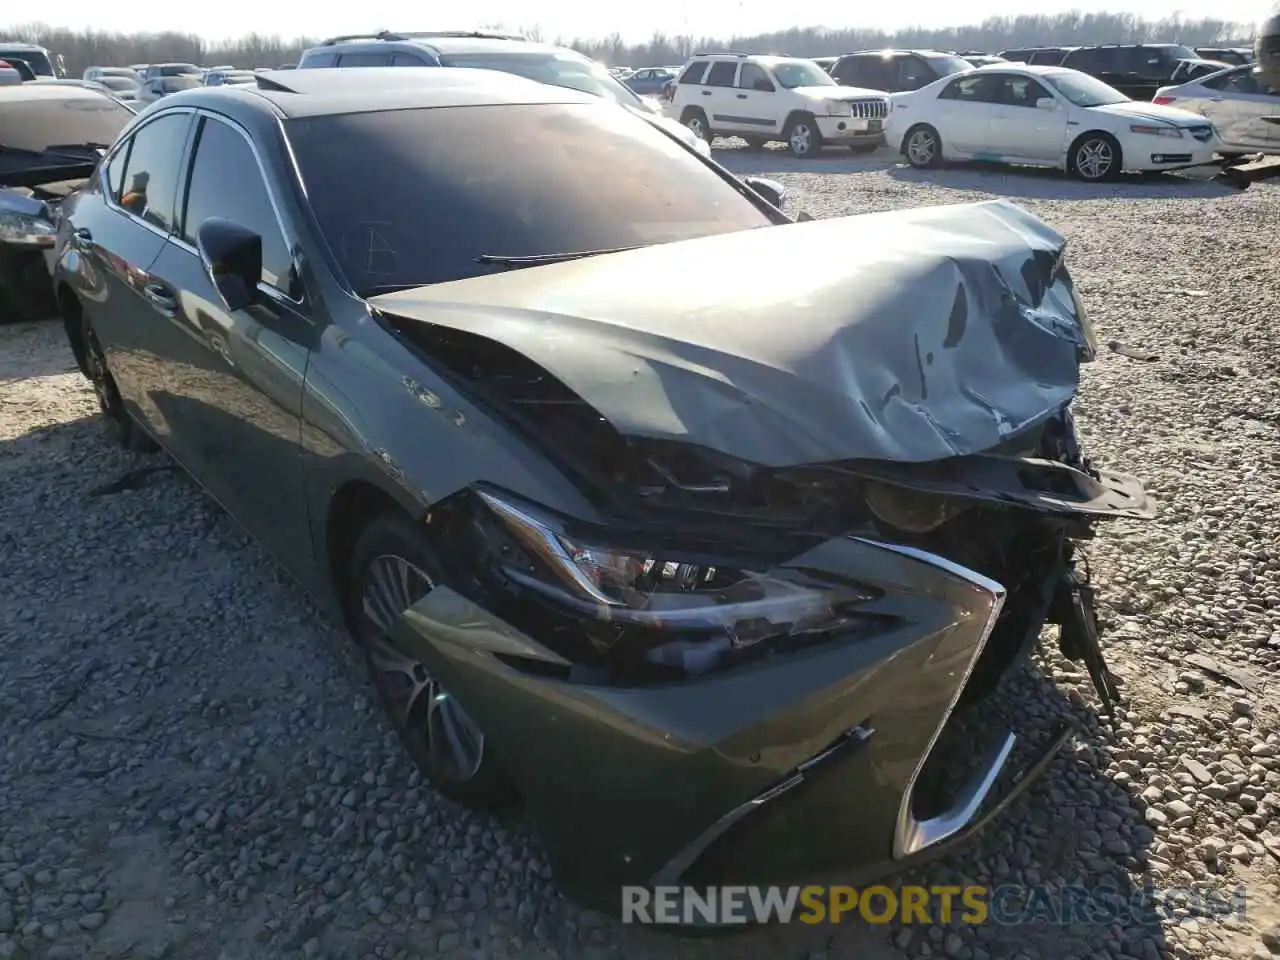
left=680, top=108, right=711, bottom=142
left=79, top=305, right=156, bottom=451
left=349, top=514, right=514, bottom=809
left=903, top=125, right=942, bottom=168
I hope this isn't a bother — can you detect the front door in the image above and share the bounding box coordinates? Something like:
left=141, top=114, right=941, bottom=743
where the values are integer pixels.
left=141, top=112, right=315, bottom=570
left=731, top=63, right=780, bottom=135
left=988, top=73, right=1068, bottom=160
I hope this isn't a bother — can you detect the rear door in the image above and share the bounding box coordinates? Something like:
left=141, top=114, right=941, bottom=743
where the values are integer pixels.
left=931, top=73, right=1002, bottom=154
left=142, top=112, right=315, bottom=564
left=1200, top=68, right=1280, bottom=149
left=79, top=110, right=195, bottom=430
left=701, top=60, right=741, bottom=131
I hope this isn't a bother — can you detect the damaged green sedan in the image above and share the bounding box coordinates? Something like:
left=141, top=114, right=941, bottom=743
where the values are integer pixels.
left=53, top=67, right=1154, bottom=914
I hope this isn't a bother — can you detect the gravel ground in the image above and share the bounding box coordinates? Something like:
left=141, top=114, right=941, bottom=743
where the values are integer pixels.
left=2, top=142, right=1279, bottom=960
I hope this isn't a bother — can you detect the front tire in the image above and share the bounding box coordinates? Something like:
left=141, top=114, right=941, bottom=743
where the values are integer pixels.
left=1070, top=132, right=1121, bottom=182
left=348, top=514, right=514, bottom=810
left=785, top=113, right=823, bottom=158
left=903, top=124, right=942, bottom=168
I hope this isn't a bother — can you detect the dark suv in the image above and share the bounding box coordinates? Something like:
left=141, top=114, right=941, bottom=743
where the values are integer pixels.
left=1058, top=43, right=1200, bottom=100
left=997, top=47, right=1076, bottom=65
left=829, top=50, right=971, bottom=92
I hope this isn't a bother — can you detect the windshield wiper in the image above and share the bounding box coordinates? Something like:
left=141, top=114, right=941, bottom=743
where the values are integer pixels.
left=475, top=244, right=643, bottom=268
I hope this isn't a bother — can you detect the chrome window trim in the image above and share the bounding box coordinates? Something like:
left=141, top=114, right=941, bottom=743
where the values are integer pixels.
left=180, top=108, right=305, bottom=306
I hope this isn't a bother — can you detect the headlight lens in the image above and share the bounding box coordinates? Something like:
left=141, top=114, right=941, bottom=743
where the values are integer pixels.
left=471, top=489, right=879, bottom=677
left=825, top=99, right=852, bottom=116
left=0, top=210, right=56, bottom=246
left=1130, top=124, right=1182, bottom=138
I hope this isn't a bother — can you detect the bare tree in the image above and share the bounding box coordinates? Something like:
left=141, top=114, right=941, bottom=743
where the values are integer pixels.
left=2, top=13, right=1254, bottom=77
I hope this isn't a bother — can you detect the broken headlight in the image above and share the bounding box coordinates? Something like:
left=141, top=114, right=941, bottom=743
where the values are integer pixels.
left=0, top=210, right=56, bottom=247
left=470, top=488, right=878, bottom=677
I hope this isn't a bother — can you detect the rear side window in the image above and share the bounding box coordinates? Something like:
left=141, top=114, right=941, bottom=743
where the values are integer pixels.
left=1205, top=68, right=1258, bottom=93
left=117, top=112, right=191, bottom=232
left=938, top=74, right=997, bottom=102
left=678, top=61, right=707, bottom=84
left=338, top=52, right=391, bottom=67
left=704, top=61, right=737, bottom=87
left=300, top=51, right=337, bottom=68
left=180, top=118, right=295, bottom=295
left=103, top=143, right=130, bottom=202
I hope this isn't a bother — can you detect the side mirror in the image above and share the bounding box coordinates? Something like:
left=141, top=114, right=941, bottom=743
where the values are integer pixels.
left=196, top=217, right=262, bottom=313
left=1035, top=96, right=1057, bottom=109
left=741, top=175, right=786, bottom=209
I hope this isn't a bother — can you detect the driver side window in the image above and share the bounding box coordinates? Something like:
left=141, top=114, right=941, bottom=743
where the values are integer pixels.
left=179, top=117, right=298, bottom=299
left=737, top=63, right=774, bottom=92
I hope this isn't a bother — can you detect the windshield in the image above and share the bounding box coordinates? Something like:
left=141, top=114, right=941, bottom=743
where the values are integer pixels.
left=0, top=48, right=54, bottom=77
left=1044, top=72, right=1129, bottom=107
left=161, top=77, right=201, bottom=92
left=932, top=55, right=974, bottom=76
left=769, top=59, right=835, bottom=88
left=0, top=91, right=132, bottom=152
left=285, top=103, right=771, bottom=294
left=438, top=52, right=645, bottom=108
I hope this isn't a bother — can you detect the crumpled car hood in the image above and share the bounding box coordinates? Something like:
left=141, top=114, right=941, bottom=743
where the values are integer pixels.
left=370, top=198, right=1094, bottom=467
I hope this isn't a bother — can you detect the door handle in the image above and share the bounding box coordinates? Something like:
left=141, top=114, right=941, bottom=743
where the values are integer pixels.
left=701, top=89, right=711, bottom=96
left=143, top=283, right=178, bottom=315
left=736, top=93, right=747, bottom=99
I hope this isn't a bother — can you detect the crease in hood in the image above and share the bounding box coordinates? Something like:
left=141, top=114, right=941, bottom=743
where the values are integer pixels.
left=370, top=198, right=1094, bottom=468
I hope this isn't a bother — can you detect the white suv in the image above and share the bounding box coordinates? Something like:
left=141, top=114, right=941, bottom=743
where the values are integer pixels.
left=670, top=53, right=889, bottom=157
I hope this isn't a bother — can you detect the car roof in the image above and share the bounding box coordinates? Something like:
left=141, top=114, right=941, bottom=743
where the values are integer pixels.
left=970, top=62, right=1070, bottom=75
left=162, top=66, right=599, bottom=119
left=0, top=83, right=113, bottom=104
left=840, top=49, right=964, bottom=59
left=0, top=41, right=47, bottom=50
left=311, top=35, right=576, bottom=59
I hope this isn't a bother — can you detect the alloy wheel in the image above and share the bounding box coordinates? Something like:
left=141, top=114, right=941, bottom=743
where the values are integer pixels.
left=1075, top=138, right=1115, bottom=180
left=789, top=122, right=813, bottom=156
left=360, top=554, right=485, bottom=782
left=685, top=114, right=707, bottom=140
left=907, top=129, right=937, bottom=167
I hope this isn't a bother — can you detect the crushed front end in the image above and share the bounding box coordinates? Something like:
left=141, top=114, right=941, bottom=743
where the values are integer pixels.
left=369, top=198, right=1155, bottom=916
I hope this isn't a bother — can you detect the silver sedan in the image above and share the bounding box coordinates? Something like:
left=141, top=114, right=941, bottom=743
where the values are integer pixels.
left=1154, top=64, right=1280, bottom=154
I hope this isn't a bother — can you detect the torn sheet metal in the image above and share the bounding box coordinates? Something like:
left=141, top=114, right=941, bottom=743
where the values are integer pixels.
left=372, top=199, right=1093, bottom=467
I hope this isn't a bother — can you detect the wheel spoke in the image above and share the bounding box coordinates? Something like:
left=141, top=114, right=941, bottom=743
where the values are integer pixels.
left=359, top=553, right=486, bottom=782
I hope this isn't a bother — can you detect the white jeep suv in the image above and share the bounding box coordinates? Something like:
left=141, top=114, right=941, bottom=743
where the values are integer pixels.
left=670, top=53, right=889, bottom=157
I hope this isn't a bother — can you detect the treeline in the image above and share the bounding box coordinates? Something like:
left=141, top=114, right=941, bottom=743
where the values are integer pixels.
left=1, top=12, right=1255, bottom=76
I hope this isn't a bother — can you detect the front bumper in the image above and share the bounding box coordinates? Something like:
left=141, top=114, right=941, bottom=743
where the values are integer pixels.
left=1125, top=137, right=1218, bottom=171
left=386, top=532, right=1070, bottom=913
left=816, top=115, right=886, bottom=144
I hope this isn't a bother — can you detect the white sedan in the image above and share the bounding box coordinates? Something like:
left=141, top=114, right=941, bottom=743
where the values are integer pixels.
left=1154, top=64, right=1280, bottom=155
left=886, top=63, right=1219, bottom=180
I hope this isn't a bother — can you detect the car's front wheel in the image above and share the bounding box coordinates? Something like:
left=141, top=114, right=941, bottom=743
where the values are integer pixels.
left=1070, top=132, right=1121, bottom=182
left=903, top=124, right=942, bottom=168
left=349, top=513, right=514, bottom=810
left=785, top=113, right=823, bottom=158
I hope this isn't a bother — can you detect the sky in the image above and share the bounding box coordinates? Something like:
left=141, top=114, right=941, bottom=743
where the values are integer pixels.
left=39, top=0, right=1274, bottom=44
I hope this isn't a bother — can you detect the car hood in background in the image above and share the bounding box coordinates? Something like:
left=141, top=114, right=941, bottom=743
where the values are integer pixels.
left=371, top=199, right=1092, bottom=467
left=794, top=84, right=887, bottom=100
left=1089, top=100, right=1210, bottom=126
